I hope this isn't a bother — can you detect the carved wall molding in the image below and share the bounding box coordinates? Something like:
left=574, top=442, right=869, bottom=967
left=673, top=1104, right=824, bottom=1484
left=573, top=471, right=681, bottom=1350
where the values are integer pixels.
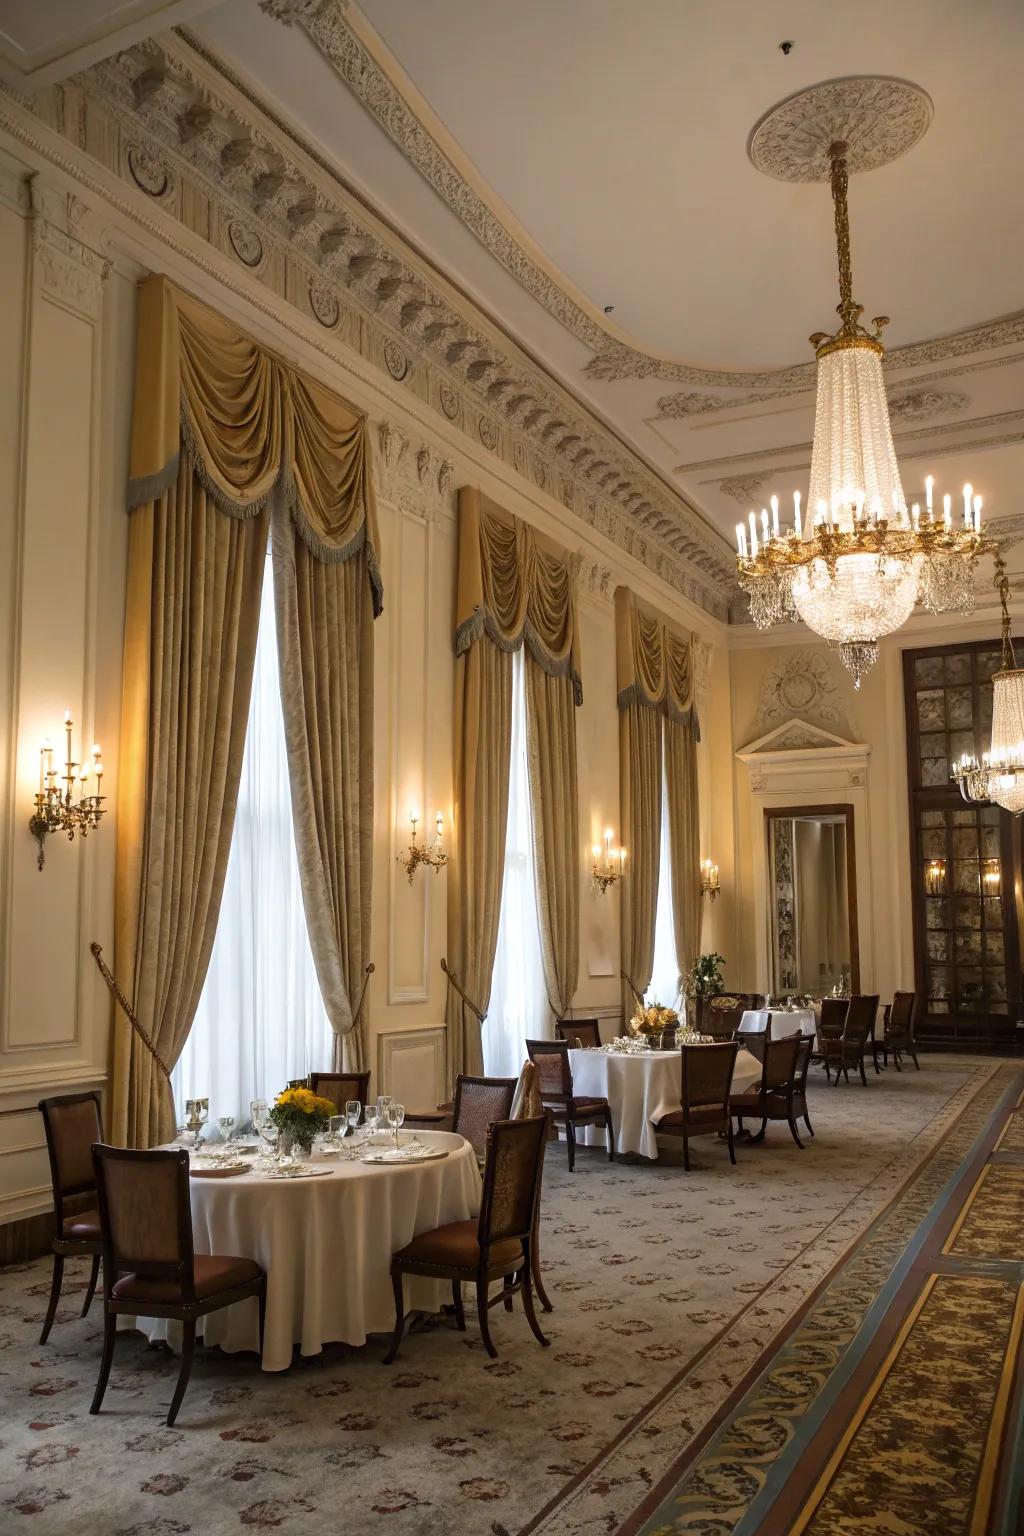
left=756, top=650, right=856, bottom=737
left=22, top=33, right=734, bottom=619
left=887, top=388, right=970, bottom=423
left=375, top=418, right=454, bottom=523
left=719, top=474, right=766, bottom=505
left=27, top=175, right=109, bottom=317
left=577, top=555, right=614, bottom=606
left=258, top=4, right=1024, bottom=396
left=656, top=388, right=805, bottom=419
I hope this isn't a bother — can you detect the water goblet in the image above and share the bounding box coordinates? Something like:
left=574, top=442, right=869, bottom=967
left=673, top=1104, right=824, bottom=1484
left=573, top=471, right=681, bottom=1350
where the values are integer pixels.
left=387, top=1101, right=405, bottom=1150
left=345, top=1100, right=361, bottom=1138
left=365, top=1102, right=382, bottom=1140
left=218, top=1115, right=236, bottom=1144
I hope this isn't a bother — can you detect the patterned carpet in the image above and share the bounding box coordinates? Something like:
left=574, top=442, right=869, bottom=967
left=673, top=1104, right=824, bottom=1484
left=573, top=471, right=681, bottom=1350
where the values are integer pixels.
left=0, top=1058, right=1010, bottom=1536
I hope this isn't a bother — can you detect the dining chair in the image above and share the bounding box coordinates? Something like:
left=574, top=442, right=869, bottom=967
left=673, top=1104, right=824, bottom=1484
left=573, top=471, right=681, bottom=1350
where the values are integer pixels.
left=730, top=1034, right=801, bottom=1145
left=554, top=1018, right=601, bottom=1049
left=37, top=1091, right=104, bottom=1344
left=651, top=1041, right=738, bottom=1170
left=525, top=1039, right=615, bottom=1172
left=510, top=1061, right=553, bottom=1314
left=383, top=1115, right=549, bottom=1362
left=90, top=1145, right=266, bottom=1426
left=308, top=1070, right=372, bottom=1112
left=882, top=991, right=920, bottom=1070
left=701, top=995, right=753, bottom=1041
left=821, top=995, right=879, bottom=1086
left=789, top=1036, right=815, bottom=1141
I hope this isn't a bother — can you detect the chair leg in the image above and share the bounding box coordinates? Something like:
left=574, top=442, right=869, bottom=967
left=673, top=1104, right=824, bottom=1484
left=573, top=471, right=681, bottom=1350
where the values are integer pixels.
left=565, top=1119, right=576, bottom=1173
left=383, top=1265, right=406, bottom=1364
left=257, top=1282, right=267, bottom=1364
left=606, top=1110, right=615, bottom=1163
left=475, top=1278, right=498, bottom=1359
left=519, top=1252, right=549, bottom=1349
left=39, top=1252, right=64, bottom=1345
left=682, top=1134, right=691, bottom=1172
left=90, top=1309, right=117, bottom=1415
left=81, top=1252, right=101, bottom=1319
left=804, top=1108, right=814, bottom=1138
left=531, top=1214, right=553, bottom=1315
left=502, top=1276, right=515, bottom=1313
left=166, top=1317, right=195, bottom=1427
left=788, top=1116, right=804, bottom=1149
left=451, top=1279, right=466, bottom=1331
left=750, top=1118, right=767, bottom=1144
left=727, top=1119, right=736, bottom=1165
left=859, top=1058, right=868, bottom=1087
left=911, top=1049, right=920, bottom=1070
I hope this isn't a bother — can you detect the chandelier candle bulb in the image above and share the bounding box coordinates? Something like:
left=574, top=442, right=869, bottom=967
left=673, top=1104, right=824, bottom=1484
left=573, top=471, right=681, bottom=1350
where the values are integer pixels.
left=794, top=490, right=802, bottom=538
left=925, top=475, right=934, bottom=514
left=770, top=495, right=780, bottom=539
left=912, top=504, right=920, bottom=530
left=974, top=495, right=982, bottom=531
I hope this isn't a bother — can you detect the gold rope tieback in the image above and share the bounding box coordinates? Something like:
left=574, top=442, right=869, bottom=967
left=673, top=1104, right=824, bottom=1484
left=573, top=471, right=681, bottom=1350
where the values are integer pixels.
left=351, top=961, right=375, bottom=1028
left=440, top=957, right=486, bottom=1024
left=89, top=941, right=172, bottom=1081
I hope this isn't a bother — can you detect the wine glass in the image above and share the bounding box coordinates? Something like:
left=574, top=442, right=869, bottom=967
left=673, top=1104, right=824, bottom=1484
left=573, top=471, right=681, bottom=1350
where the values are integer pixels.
left=365, top=1102, right=381, bottom=1139
left=386, top=1101, right=405, bottom=1150
left=345, top=1100, right=361, bottom=1138
left=218, top=1115, right=235, bottom=1145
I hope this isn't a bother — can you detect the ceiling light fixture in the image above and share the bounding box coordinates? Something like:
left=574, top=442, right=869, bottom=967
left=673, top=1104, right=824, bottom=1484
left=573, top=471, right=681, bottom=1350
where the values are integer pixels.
left=952, top=551, right=1024, bottom=814
left=736, top=92, right=993, bottom=687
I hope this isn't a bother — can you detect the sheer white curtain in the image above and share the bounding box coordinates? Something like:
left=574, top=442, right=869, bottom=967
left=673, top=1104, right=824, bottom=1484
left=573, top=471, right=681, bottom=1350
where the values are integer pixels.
left=172, top=554, right=333, bottom=1128
left=646, top=761, right=681, bottom=1009
left=485, top=649, right=549, bottom=1078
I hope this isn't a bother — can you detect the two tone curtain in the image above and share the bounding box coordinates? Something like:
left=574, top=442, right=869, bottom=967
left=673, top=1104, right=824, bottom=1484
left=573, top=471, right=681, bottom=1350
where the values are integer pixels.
left=113, top=276, right=381, bottom=1147
left=615, top=587, right=701, bottom=1016
left=448, top=487, right=582, bottom=1088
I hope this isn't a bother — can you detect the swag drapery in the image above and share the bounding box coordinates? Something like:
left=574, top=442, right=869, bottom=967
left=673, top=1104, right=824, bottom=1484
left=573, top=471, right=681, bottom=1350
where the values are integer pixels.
left=113, top=276, right=381, bottom=1148
left=447, top=487, right=582, bottom=1088
left=615, top=587, right=701, bottom=1017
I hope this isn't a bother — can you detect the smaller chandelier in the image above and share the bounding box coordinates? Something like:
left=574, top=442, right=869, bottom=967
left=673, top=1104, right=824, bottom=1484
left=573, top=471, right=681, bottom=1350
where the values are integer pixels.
left=29, top=710, right=106, bottom=871
left=952, top=552, right=1024, bottom=814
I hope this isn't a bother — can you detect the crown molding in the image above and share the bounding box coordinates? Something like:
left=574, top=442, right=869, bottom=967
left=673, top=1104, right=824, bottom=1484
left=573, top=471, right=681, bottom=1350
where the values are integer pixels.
left=265, top=1, right=1024, bottom=393
left=10, top=30, right=737, bottom=620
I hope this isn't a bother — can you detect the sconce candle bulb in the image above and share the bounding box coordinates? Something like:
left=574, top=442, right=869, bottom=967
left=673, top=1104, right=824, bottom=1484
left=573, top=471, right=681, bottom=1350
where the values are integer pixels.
left=700, top=857, right=721, bottom=902
left=592, top=828, right=625, bottom=895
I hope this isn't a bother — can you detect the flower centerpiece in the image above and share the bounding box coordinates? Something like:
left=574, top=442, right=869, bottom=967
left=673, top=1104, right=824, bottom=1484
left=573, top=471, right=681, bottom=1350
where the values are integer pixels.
left=268, top=1086, right=335, bottom=1159
left=629, top=1001, right=679, bottom=1048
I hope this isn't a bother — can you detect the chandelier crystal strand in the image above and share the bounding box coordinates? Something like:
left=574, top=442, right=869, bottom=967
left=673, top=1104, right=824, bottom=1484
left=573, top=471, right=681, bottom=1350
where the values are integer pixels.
left=735, top=140, right=992, bottom=685
left=952, top=551, right=1024, bottom=814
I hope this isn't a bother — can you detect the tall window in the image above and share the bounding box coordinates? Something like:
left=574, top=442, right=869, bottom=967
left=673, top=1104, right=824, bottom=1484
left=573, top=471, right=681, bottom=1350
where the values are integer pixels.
left=172, top=555, right=332, bottom=1125
left=647, top=764, right=681, bottom=1008
left=485, top=650, right=548, bottom=1076
left=903, top=641, right=1021, bottom=1046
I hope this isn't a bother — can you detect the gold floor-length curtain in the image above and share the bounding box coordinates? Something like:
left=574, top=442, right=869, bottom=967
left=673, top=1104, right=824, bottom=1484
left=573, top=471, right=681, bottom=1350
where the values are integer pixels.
left=615, top=585, right=701, bottom=1016
left=114, top=276, right=381, bottom=1143
left=449, top=488, right=582, bottom=1087
left=665, top=713, right=701, bottom=988
left=112, top=467, right=268, bottom=1147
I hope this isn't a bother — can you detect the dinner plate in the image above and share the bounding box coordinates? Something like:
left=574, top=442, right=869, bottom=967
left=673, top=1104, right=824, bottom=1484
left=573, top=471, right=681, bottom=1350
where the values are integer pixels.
left=361, top=1145, right=449, bottom=1165
left=189, top=1163, right=249, bottom=1178
left=260, top=1164, right=334, bottom=1180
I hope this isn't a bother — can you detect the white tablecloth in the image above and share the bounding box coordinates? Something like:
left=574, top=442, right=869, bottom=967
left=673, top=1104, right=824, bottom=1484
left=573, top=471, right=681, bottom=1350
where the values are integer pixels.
left=738, top=1008, right=817, bottom=1038
left=131, top=1131, right=481, bottom=1371
left=568, top=1047, right=763, bottom=1160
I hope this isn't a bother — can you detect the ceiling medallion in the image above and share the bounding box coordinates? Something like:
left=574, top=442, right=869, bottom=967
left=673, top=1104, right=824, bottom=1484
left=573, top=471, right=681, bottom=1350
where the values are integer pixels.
left=736, top=104, right=992, bottom=688
left=127, top=144, right=169, bottom=198
left=228, top=220, right=263, bottom=268
left=748, top=76, right=933, bottom=183
left=309, top=283, right=339, bottom=328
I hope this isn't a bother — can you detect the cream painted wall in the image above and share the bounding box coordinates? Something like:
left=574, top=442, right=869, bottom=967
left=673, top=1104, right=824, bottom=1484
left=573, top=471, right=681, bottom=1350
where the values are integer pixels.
left=0, top=134, right=733, bottom=1222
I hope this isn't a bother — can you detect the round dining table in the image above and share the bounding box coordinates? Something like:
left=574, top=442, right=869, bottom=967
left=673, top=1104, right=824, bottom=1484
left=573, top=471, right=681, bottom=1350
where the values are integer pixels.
left=738, top=1008, right=817, bottom=1039
left=569, top=1045, right=763, bottom=1160
left=129, top=1130, right=481, bottom=1371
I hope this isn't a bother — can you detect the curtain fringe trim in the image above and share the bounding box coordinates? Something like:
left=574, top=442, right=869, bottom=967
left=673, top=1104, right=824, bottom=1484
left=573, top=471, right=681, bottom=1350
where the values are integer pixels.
left=179, top=404, right=275, bottom=519
left=281, top=476, right=385, bottom=616
left=127, top=453, right=181, bottom=511
left=616, top=683, right=700, bottom=739
left=455, top=607, right=582, bottom=705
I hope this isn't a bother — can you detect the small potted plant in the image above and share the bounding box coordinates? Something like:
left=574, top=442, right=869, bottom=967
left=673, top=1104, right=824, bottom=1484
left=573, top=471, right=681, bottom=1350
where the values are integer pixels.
left=268, top=1086, right=335, bottom=1160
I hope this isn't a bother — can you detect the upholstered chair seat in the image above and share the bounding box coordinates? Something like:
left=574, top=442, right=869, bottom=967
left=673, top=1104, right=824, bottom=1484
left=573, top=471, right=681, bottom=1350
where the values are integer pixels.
left=62, top=1210, right=102, bottom=1241
left=111, top=1254, right=263, bottom=1306
left=395, top=1220, right=523, bottom=1273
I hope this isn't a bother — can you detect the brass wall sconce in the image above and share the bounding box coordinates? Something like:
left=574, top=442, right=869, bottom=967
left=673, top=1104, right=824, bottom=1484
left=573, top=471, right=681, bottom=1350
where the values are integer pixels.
left=700, top=858, right=721, bottom=902
left=924, top=858, right=946, bottom=895
left=29, top=710, right=106, bottom=871
left=982, top=858, right=1001, bottom=895
left=397, top=809, right=448, bottom=883
left=592, top=828, right=625, bottom=895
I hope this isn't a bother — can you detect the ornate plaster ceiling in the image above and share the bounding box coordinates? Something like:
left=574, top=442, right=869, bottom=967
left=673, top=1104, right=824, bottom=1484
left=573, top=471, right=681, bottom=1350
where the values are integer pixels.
left=184, top=0, right=1024, bottom=559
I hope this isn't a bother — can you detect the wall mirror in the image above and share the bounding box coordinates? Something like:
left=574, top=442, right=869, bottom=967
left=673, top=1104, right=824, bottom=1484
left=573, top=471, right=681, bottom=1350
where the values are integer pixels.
left=766, top=805, right=859, bottom=996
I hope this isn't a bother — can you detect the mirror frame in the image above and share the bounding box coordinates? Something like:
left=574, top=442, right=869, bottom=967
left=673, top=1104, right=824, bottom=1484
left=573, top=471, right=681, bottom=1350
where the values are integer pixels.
left=764, top=803, right=860, bottom=995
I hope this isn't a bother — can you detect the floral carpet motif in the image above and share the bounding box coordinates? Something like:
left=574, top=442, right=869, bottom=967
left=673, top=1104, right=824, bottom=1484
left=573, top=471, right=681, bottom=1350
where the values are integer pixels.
left=947, top=1165, right=1024, bottom=1260
left=0, top=1060, right=1002, bottom=1536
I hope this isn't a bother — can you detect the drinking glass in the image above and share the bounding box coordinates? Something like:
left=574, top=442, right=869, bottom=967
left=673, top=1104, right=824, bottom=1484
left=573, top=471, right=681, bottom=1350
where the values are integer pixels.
left=363, top=1103, right=380, bottom=1141
left=218, top=1115, right=235, bottom=1144
left=376, top=1094, right=392, bottom=1124
left=387, top=1101, right=405, bottom=1149
left=345, top=1100, right=361, bottom=1137
left=328, top=1114, right=347, bottom=1144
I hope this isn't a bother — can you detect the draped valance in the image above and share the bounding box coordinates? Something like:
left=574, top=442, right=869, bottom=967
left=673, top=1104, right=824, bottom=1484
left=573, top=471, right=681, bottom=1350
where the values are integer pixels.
left=615, top=585, right=699, bottom=736
left=127, top=275, right=382, bottom=613
left=454, top=487, right=582, bottom=705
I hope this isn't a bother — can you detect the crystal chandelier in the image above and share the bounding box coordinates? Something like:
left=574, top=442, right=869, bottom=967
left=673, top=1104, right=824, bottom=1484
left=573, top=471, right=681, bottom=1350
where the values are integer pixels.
left=736, top=140, right=991, bottom=687
left=952, top=552, right=1024, bottom=814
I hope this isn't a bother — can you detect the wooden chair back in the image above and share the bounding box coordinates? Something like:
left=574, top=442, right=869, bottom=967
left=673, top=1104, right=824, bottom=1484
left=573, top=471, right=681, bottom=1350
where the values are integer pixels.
left=681, top=1041, right=737, bottom=1115
left=844, top=995, right=878, bottom=1048
left=555, top=1018, right=601, bottom=1049
left=93, top=1145, right=196, bottom=1303
left=478, top=1117, right=547, bottom=1248
left=525, top=1039, right=574, bottom=1104
left=39, top=1092, right=102, bottom=1229
left=702, top=994, right=752, bottom=1039
left=761, top=1034, right=800, bottom=1093
left=886, top=991, right=916, bottom=1036
left=451, top=1075, right=517, bottom=1160
left=308, top=1071, right=372, bottom=1112
left=817, top=998, right=848, bottom=1039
